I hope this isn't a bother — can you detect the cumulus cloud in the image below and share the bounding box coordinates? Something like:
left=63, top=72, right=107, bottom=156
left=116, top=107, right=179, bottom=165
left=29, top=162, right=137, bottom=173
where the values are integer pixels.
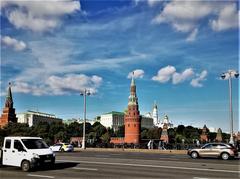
left=151, top=1, right=238, bottom=40
left=152, top=65, right=176, bottom=83
left=190, top=70, right=208, bottom=87
left=12, top=74, right=103, bottom=96
left=127, top=69, right=145, bottom=79
left=1, top=36, right=27, bottom=51
left=153, top=66, right=207, bottom=87
left=172, top=68, right=194, bottom=84
left=1, top=0, right=80, bottom=32
left=210, top=3, right=238, bottom=31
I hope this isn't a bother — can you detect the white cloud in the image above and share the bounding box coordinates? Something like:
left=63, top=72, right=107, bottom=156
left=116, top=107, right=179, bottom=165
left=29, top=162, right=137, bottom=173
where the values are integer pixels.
left=1, top=36, right=27, bottom=51
left=152, top=65, right=176, bottom=83
left=172, top=68, right=194, bottom=84
left=190, top=70, right=208, bottom=87
left=152, top=1, right=213, bottom=32
left=12, top=74, right=103, bottom=96
left=127, top=69, right=144, bottom=79
left=2, top=0, right=80, bottom=32
left=210, top=3, right=238, bottom=31
left=46, top=74, right=102, bottom=95
left=186, top=28, right=198, bottom=42
left=152, top=1, right=238, bottom=40
left=153, top=66, right=207, bottom=87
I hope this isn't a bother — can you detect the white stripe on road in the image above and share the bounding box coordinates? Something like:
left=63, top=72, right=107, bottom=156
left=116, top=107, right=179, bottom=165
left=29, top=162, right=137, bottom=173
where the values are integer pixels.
left=27, top=174, right=55, bottom=178
left=57, top=159, right=240, bottom=174
left=73, top=167, right=98, bottom=171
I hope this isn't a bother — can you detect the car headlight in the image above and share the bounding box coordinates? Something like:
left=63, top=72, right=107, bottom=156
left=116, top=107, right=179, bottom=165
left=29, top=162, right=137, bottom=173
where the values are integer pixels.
left=33, top=153, right=40, bottom=159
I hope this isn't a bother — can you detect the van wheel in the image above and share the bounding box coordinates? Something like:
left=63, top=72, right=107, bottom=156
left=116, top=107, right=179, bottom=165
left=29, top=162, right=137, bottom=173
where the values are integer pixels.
left=21, top=160, right=31, bottom=172
left=221, top=152, right=230, bottom=160
left=191, top=151, right=199, bottom=159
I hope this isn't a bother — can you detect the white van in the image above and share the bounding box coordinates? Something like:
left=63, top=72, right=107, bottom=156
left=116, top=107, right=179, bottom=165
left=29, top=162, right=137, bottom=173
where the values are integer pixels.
left=0, top=136, right=55, bottom=171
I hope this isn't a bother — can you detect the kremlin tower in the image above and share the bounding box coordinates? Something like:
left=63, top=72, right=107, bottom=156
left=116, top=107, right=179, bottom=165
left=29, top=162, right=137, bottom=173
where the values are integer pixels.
left=124, top=73, right=141, bottom=144
left=0, top=83, right=17, bottom=128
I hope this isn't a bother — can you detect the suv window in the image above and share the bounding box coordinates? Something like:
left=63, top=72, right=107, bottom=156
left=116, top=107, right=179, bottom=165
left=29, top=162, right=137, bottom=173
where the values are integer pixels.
left=216, top=144, right=227, bottom=149
left=203, top=144, right=212, bottom=149
left=5, top=139, right=11, bottom=149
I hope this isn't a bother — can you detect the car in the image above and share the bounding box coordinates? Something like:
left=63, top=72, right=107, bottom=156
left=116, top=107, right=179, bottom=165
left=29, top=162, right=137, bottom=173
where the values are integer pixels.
left=0, top=136, right=55, bottom=172
left=50, top=143, right=74, bottom=152
left=187, top=143, right=238, bottom=160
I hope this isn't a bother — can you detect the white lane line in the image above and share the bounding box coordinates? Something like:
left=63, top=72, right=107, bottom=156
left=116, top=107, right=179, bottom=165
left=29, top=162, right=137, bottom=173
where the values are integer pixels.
left=63, top=156, right=238, bottom=167
left=57, top=159, right=240, bottom=174
left=73, top=167, right=98, bottom=171
left=27, top=174, right=55, bottom=178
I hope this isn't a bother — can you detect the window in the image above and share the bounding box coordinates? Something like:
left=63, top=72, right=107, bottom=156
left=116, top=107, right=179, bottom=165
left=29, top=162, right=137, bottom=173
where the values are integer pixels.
left=134, top=124, right=136, bottom=127
left=5, top=139, right=11, bottom=149
left=21, top=139, right=49, bottom=149
left=14, top=140, right=24, bottom=151
left=128, top=124, right=130, bottom=127
left=202, top=144, right=212, bottom=149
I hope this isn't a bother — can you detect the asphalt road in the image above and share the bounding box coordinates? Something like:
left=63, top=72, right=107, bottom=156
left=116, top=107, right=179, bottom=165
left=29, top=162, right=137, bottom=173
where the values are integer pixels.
left=0, top=150, right=239, bottom=179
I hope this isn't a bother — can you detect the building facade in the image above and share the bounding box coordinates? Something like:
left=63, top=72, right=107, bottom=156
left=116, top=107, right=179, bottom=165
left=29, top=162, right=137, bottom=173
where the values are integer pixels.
left=100, top=111, right=124, bottom=131
left=124, top=75, right=141, bottom=144
left=17, top=110, right=62, bottom=127
left=0, top=83, right=17, bottom=128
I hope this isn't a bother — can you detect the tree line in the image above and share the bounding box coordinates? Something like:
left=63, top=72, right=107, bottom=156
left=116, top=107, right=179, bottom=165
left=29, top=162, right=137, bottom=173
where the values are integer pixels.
left=0, top=122, right=230, bottom=147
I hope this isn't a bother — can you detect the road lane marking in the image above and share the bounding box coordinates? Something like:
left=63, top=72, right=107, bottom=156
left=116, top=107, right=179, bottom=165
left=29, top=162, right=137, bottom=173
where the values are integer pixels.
left=57, top=159, right=240, bottom=174
left=27, top=174, right=55, bottom=178
left=58, top=156, right=238, bottom=167
left=73, top=167, right=98, bottom=171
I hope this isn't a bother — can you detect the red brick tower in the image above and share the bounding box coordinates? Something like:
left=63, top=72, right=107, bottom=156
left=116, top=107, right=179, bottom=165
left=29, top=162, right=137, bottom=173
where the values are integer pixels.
left=200, top=124, right=208, bottom=142
left=0, top=83, right=17, bottom=128
left=124, top=74, right=140, bottom=144
left=160, top=123, right=169, bottom=143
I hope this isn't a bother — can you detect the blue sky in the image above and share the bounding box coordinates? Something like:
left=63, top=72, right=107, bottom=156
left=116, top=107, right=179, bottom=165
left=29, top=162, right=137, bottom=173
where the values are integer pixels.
left=0, top=0, right=239, bottom=132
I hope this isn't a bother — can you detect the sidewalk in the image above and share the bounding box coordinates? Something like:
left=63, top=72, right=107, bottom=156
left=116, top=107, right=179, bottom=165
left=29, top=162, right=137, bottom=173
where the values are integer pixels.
left=74, top=147, right=188, bottom=155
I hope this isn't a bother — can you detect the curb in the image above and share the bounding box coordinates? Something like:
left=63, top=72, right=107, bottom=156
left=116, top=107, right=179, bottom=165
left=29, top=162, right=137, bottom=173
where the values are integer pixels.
left=73, top=147, right=188, bottom=155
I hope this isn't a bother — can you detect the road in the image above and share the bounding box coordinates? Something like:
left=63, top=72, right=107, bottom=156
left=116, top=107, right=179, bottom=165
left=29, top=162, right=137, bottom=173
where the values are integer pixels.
left=0, top=150, right=239, bottom=178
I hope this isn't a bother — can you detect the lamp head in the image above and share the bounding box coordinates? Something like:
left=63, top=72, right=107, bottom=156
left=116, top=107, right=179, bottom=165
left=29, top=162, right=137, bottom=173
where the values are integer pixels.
left=234, top=72, right=239, bottom=78
left=220, top=73, right=226, bottom=79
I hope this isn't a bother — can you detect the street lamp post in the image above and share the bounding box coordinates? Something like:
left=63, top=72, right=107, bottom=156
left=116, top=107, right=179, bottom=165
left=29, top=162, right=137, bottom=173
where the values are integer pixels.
left=80, top=89, right=91, bottom=149
left=221, top=70, right=239, bottom=144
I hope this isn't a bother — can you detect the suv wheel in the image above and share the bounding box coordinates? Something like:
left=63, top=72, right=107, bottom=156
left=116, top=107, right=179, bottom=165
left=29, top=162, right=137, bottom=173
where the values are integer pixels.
left=221, top=152, right=230, bottom=160
left=191, top=151, right=198, bottom=159
left=21, top=160, right=31, bottom=172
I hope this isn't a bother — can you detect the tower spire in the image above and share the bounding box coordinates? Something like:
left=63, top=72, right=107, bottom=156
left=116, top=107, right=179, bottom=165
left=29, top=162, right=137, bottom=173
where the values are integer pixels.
left=5, top=82, right=13, bottom=108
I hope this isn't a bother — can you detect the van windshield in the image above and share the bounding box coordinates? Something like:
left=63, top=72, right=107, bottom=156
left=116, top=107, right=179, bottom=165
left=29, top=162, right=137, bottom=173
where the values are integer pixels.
left=21, top=139, right=49, bottom=149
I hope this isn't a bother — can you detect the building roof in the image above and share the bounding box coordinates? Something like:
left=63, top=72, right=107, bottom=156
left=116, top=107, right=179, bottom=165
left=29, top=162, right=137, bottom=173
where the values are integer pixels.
left=104, top=111, right=124, bottom=115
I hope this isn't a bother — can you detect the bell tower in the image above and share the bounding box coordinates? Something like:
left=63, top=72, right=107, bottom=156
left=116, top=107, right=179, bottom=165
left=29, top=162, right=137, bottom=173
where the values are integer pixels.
left=0, top=83, right=18, bottom=128
left=124, top=73, right=141, bottom=144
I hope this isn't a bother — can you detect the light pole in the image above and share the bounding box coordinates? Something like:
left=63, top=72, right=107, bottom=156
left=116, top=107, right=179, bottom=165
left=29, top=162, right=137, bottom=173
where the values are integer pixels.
left=221, top=70, right=239, bottom=144
left=80, top=89, right=91, bottom=149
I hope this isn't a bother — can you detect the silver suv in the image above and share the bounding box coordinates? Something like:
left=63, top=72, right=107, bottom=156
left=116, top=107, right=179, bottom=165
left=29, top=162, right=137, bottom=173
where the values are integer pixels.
left=188, top=143, right=238, bottom=160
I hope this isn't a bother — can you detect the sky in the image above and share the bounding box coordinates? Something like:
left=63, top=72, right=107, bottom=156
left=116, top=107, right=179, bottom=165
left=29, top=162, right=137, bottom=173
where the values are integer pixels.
left=0, top=0, right=239, bottom=133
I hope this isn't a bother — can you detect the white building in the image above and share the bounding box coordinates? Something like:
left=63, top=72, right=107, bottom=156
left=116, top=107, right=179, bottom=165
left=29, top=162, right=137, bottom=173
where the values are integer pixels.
left=152, top=102, right=159, bottom=126
left=100, top=111, right=154, bottom=131
left=158, top=115, right=173, bottom=129
left=100, top=111, right=124, bottom=131
left=17, top=110, right=62, bottom=127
